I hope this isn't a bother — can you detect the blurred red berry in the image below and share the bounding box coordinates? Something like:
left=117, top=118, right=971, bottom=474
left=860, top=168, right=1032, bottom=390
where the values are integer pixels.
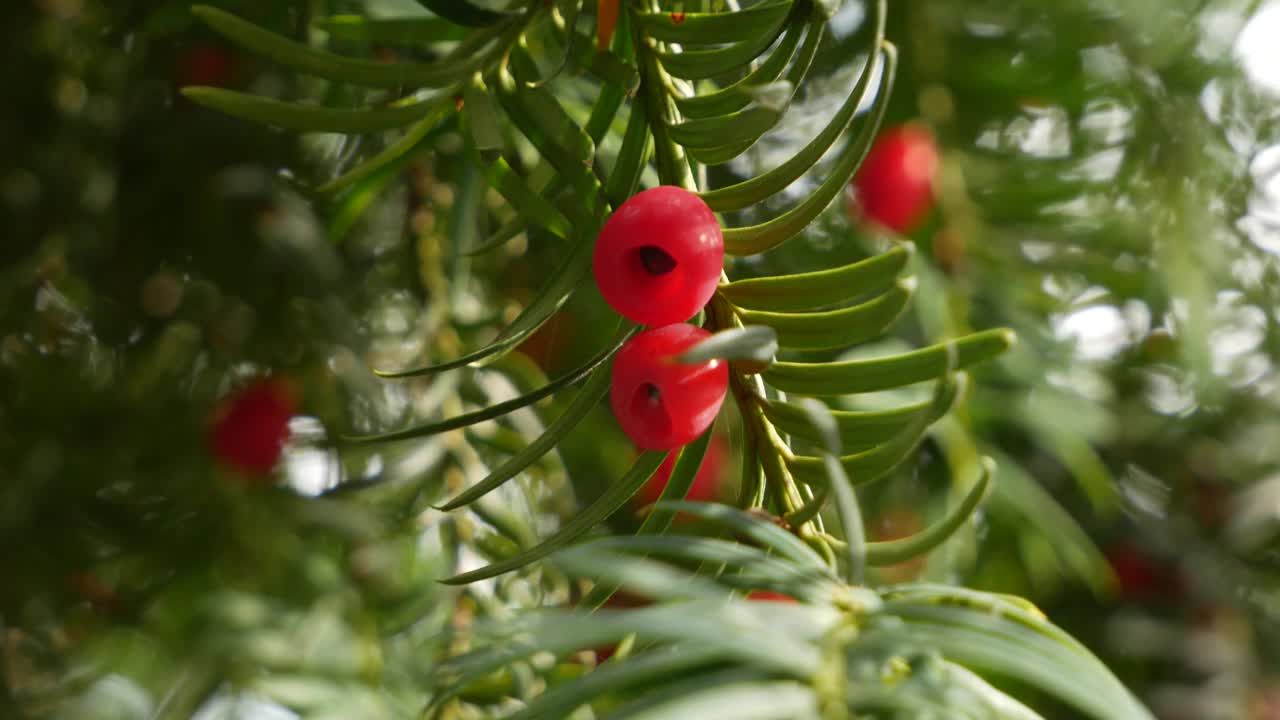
left=746, top=590, right=796, bottom=603
left=610, top=324, right=729, bottom=450
left=209, top=378, right=296, bottom=476
left=597, top=0, right=620, bottom=51
left=635, top=433, right=726, bottom=507
left=176, top=43, right=235, bottom=88
left=593, top=186, right=724, bottom=327
left=65, top=571, right=117, bottom=610
left=1105, top=543, right=1182, bottom=601
left=849, top=123, right=939, bottom=234
left=515, top=309, right=576, bottom=374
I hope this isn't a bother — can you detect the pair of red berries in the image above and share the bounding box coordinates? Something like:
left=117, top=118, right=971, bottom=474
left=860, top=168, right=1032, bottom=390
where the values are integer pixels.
left=593, top=187, right=728, bottom=450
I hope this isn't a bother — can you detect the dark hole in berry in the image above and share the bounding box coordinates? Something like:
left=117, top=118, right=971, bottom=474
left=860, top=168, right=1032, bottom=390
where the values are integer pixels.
left=630, top=382, right=671, bottom=438
left=645, top=383, right=661, bottom=403
left=637, top=246, right=677, bottom=275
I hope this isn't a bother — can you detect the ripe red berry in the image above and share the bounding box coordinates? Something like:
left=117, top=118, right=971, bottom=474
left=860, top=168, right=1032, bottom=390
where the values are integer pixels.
left=849, top=123, right=939, bottom=234
left=593, top=186, right=724, bottom=327
left=746, top=590, right=796, bottom=603
left=209, top=378, right=295, bottom=476
left=177, top=43, right=235, bottom=88
left=610, top=325, right=729, bottom=450
left=635, top=433, right=726, bottom=507
left=1104, top=543, right=1183, bottom=602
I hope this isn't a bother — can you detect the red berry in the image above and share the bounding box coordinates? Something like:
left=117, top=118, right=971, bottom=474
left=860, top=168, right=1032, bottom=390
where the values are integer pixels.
left=849, top=123, right=939, bottom=234
left=593, top=186, right=724, bottom=327
left=746, top=590, right=796, bottom=603
left=65, top=571, right=118, bottom=610
left=209, top=378, right=296, bottom=475
left=610, top=325, right=728, bottom=450
left=635, top=433, right=726, bottom=507
left=177, top=43, right=235, bottom=88
left=1105, top=543, right=1182, bottom=602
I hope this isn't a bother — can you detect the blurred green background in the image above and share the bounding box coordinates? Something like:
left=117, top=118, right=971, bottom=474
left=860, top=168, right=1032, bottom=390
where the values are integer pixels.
left=4, top=0, right=1280, bottom=718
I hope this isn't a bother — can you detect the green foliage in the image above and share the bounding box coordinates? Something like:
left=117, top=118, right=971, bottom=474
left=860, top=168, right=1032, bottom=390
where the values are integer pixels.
left=7, top=0, right=1279, bottom=717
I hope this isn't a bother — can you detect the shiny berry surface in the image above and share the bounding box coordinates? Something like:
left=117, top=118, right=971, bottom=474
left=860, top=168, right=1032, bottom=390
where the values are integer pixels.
left=593, top=186, right=724, bottom=327
left=610, top=325, right=728, bottom=450
left=635, top=433, right=726, bottom=507
left=209, top=378, right=295, bottom=475
left=849, top=123, right=939, bottom=234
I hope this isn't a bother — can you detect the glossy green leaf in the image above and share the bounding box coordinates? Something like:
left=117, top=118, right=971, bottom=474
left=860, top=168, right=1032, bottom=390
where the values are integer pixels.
left=372, top=232, right=595, bottom=376
left=325, top=158, right=402, bottom=242
left=844, top=654, right=1043, bottom=720
left=525, top=0, right=581, bottom=88
left=463, top=79, right=504, bottom=153
left=497, top=58, right=605, bottom=220
left=879, top=583, right=1052, bottom=626
left=721, top=44, right=896, bottom=255
left=873, top=605, right=1155, bottom=720
left=318, top=98, right=455, bottom=192
left=605, top=100, right=653, bottom=208
left=435, top=364, right=612, bottom=511
left=345, top=330, right=629, bottom=445
left=638, top=38, right=695, bottom=189
left=865, top=457, right=992, bottom=565
left=675, top=11, right=809, bottom=119
left=479, top=155, right=573, bottom=239
left=676, top=326, right=778, bottom=365
left=635, top=430, right=712, bottom=534
left=636, top=2, right=793, bottom=44
left=503, top=647, right=727, bottom=720
left=697, top=5, right=885, bottom=213
left=578, top=536, right=791, bottom=579
left=762, top=328, right=1015, bottom=396
left=587, top=50, right=642, bottom=95
left=758, top=376, right=960, bottom=452
left=464, top=217, right=524, bottom=256
left=688, top=137, right=758, bottom=166
left=610, top=681, right=818, bottom=720
left=681, top=78, right=802, bottom=164
left=810, top=0, right=844, bottom=19
left=312, top=15, right=468, bottom=44
left=416, top=0, right=514, bottom=27
left=984, top=447, right=1110, bottom=594
left=655, top=15, right=791, bottom=80
left=192, top=5, right=510, bottom=89
left=470, top=498, right=537, bottom=549
left=439, top=451, right=668, bottom=584
left=561, top=547, right=745, bottom=608
left=586, top=79, right=628, bottom=143
left=734, top=279, right=913, bottom=351
left=667, top=104, right=782, bottom=150
left=742, top=80, right=797, bottom=112
left=791, top=398, right=866, bottom=583
left=720, top=244, right=913, bottom=312
left=652, top=502, right=834, bottom=575
left=787, top=375, right=962, bottom=485
left=180, top=87, right=441, bottom=133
